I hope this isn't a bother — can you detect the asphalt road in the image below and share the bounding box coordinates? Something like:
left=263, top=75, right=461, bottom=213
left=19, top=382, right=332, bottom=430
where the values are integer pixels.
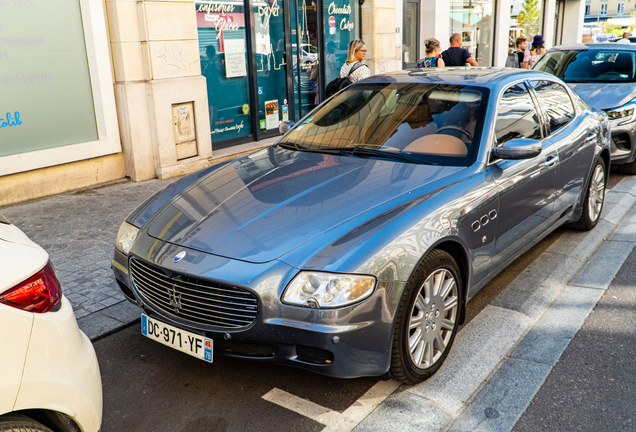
left=512, top=238, right=636, bottom=432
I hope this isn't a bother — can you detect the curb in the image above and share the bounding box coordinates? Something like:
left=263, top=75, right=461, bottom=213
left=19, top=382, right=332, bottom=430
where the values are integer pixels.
left=354, top=175, right=636, bottom=432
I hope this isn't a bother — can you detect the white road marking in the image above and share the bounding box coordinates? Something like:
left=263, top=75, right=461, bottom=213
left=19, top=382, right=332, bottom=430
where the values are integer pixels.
left=262, top=380, right=401, bottom=432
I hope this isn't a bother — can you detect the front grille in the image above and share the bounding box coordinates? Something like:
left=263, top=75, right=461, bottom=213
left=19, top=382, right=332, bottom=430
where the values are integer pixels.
left=130, top=258, right=258, bottom=329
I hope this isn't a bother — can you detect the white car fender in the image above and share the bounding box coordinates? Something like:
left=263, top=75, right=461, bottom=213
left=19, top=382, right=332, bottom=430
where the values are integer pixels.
left=13, top=298, right=103, bottom=432
left=0, top=305, right=33, bottom=414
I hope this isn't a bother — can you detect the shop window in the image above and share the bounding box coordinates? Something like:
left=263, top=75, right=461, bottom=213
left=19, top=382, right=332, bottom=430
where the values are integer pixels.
left=450, top=0, right=495, bottom=66
left=509, top=0, right=544, bottom=57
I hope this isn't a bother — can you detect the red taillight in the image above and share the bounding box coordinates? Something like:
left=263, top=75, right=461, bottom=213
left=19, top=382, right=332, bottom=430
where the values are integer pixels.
left=0, top=261, right=62, bottom=313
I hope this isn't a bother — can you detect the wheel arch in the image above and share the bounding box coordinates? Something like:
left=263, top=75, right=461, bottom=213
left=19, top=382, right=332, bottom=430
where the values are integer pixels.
left=0, top=409, right=81, bottom=432
left=433, top=240, right=470, bottom=325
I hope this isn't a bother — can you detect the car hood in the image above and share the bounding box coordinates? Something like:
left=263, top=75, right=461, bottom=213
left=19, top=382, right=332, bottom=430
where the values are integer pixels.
left=568, top=82, right=636, bottom=110
left=146, top=147, right=464, bottom=263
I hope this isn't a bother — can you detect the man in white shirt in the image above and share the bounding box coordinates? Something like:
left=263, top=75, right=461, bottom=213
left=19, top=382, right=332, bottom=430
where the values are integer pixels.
left=616, top=32, right=631, bottom=44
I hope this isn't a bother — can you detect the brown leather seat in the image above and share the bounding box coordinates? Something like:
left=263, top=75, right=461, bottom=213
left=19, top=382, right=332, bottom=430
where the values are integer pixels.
left=403, top=134, right=468, bottom=156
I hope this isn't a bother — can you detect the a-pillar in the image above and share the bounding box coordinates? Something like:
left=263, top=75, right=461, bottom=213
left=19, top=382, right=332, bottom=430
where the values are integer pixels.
left=106, top=0, right=212, bottom=181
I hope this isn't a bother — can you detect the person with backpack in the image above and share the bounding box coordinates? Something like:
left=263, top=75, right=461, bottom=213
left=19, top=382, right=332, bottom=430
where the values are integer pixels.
left=506, top=36, right=528, bottom=69
left=417, top=38, right=445, bottom=68
left=325, top=39, right=371, bottom=98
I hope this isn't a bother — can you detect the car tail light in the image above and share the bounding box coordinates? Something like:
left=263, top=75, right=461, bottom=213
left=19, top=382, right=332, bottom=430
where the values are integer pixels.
left=0, top=261, right=62, bottom=313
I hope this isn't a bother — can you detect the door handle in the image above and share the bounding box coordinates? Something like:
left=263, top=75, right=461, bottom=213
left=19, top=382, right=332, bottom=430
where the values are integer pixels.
left=544, top=156, right=559, bottom=167
left=584, top=133, right=597, bottom=144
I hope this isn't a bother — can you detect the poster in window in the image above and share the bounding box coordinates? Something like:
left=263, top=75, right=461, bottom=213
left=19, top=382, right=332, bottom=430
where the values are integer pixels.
left=265, top=100, right=279, bottom=130
left=224, top=39, right=247, bottom=78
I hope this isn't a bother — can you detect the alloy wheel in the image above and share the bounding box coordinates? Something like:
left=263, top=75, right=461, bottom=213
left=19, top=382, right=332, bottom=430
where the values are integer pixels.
left=587, top=163, right=605, bottom=223
left=407, top=268, right=459, bottom=369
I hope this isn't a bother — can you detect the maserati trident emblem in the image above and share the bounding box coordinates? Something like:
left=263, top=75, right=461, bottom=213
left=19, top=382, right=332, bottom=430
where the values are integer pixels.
left=167, top=286, right=183, bottom=313
left=173, top=251, right=186, bottom=263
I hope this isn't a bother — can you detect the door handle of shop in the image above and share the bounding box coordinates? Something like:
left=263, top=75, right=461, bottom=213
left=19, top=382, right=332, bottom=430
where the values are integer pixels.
left=544, top=156, right=559, bottom=167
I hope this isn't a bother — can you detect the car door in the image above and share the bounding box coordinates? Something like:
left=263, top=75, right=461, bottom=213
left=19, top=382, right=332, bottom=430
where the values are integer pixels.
left=488, top=82, right=558, bottom=268
left=528, top=79, right=596, bottom=222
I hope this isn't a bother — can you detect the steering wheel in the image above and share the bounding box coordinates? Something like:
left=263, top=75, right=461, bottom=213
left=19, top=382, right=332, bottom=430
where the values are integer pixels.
left=436, top=125, right=473, bottom=141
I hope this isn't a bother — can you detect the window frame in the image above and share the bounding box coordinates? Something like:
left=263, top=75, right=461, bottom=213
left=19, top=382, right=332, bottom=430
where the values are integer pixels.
left=526, top=79, right=577, bottom=138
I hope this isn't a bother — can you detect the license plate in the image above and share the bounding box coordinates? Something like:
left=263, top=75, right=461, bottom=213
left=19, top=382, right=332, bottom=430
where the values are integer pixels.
left=141, top=314, right=213, bottom=363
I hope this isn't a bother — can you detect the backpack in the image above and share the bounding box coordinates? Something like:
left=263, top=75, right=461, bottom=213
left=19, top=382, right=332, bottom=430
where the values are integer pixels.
left=505, top=51, right=520, bottom=68
left=325, top=62, right=367, bottom=98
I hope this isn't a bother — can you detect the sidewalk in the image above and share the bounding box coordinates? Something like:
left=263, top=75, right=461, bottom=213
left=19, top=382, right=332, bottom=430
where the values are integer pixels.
left=1, top=178, right=176, bottom=339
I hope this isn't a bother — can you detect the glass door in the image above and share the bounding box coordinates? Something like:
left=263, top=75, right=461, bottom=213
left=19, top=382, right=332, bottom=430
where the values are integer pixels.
left=403, top=0, right=419, bottom=68
left=253, top=0, right=291, bottom=138
left=197, top=3, right=254, bottom=148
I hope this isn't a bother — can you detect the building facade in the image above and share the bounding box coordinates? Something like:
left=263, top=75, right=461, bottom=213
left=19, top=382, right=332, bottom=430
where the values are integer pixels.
left=0, top=0, right=586, bottom=207
left=584, top=0, right=636, bottom=24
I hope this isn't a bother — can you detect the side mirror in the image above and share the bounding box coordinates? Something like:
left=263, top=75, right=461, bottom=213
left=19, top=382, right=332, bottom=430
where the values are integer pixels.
left=279, top=121, right=296, bottom=135
left=491, top=138, right=542, bottom=160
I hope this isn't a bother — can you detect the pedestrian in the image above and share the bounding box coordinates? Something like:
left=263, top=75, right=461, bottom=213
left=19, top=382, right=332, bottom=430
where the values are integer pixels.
left=417, top=38, right=445, bottom=68
left=338, top=39, right=371, bottom=83
left=524, top=35, right=546, bottom=69
left=441, top=33, right=479, bottom=67
left=505, top=36, right=528, bottom=68
left=616, top=32, right=631, bottom=44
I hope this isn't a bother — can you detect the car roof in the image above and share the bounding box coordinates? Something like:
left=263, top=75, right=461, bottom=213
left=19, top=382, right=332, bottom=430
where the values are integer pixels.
left=550, top=43, right=636, bottom=51
left=362, top=67, right=558, bottom=88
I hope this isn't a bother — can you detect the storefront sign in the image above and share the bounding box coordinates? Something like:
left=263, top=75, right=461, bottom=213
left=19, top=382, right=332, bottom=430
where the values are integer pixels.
left=0, top=0, right=98, bottom=158
left=258, top=0, right=280, bottom=30
left=224, top=38, right=247, bottom=78
left=326, top=2, right=353, bottom=32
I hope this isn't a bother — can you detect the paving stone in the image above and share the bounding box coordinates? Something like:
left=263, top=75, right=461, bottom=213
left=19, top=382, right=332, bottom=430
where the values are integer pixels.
left=491, top=252, right=581, bottom=320
left=353, top=391, right=452, bottom=432
left=608, top=175, right=636, bottom=195
left=570, top=240, right=635, bottom=290
left=77, top=313, right=123, bottom=340
left=601, top=191, right=636, bottom=226
left=510, top=286, right=603, bottom=365
left=609, top=203, right=636, bottom=242
left=446, top=358, right=551, bottom=432
left=99, top=300, right=142, bottom=324
left=546, top=219, right=614, bottom=262
left=407, top=305, right=531, bottom=415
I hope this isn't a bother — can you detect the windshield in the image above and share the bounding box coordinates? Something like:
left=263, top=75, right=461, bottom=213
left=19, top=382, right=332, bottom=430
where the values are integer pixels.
left=534, top=49, right=636, bottom=83
left=279, top=82, right=489, bottom=166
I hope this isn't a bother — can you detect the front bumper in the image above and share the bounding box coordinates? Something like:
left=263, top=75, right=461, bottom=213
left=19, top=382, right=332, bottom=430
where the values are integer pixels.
left=608, top=119, right=636, bottom=164
left=111, top=233, right=406, bottom=379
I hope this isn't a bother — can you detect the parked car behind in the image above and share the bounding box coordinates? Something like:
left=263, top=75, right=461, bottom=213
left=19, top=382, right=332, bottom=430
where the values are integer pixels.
left=534, top=43, right=636, bottom=173
left=0, top=214, right=102, bottom=432
left=112, top=68, right=610, bottom=384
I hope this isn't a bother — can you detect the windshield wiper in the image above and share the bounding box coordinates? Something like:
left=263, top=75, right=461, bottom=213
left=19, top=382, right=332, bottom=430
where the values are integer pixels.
left=336, top=147, right=430, bottom=164
left=277, top=141, right=300, bottom=151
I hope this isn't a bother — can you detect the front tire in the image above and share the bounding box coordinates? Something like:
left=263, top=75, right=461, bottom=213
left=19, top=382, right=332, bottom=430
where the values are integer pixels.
left=390, top=249, right=462, bottom=384
left=0, top=414, right=53, bottom=432
left=572, top=157, right=606, bottom=231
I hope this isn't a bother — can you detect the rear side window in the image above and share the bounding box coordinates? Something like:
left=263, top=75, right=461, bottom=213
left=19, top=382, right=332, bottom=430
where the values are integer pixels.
left=528, top=80, right=575, bottom=135
left=494, top=83, right=542, bottom=145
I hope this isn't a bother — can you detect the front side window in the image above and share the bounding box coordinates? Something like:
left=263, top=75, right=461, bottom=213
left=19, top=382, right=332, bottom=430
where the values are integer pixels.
left=279, top=82, right=489, bottom=166
left=528, top=81, right=575, bottom=135
left=535, top=49, right=636, bottom=83
left=494, top=83, right=542, bottom=146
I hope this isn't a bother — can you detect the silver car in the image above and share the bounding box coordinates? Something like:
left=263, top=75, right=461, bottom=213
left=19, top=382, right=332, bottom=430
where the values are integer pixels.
left=112, top=68, right=610, bottom=383
left=534, top=43, right=636, bottom=173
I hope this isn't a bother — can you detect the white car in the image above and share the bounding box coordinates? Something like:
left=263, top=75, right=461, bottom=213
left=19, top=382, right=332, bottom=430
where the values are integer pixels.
left=0, top=214, right=102, bottom=432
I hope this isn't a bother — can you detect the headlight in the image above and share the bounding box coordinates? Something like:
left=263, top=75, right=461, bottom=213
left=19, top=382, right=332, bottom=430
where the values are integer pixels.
left=606, top=102, right=636, bottom=126
left=115, top=221, right=139, bottom=255
left=282, top=271, right=376, bottom=309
